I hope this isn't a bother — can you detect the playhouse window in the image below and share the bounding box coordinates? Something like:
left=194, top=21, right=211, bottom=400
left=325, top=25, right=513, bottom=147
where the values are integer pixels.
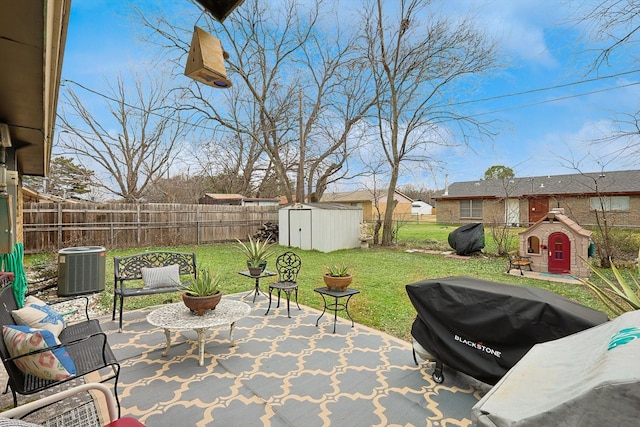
left=527, top=236, right=540, bottom=254
left=460, top=200, right=482, bottom=218
left=589, top=196, right=629, bottom=211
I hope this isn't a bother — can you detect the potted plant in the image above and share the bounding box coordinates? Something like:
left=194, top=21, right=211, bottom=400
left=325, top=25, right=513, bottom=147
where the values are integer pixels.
left=323, top=262, right=352, bottom=291
left=236, top=235, right=276, bottom=276
left=179, top=269, right=222, bottom=315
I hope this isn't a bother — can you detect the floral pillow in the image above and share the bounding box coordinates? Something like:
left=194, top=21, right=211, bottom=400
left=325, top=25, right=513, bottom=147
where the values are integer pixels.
left=2, top=325, right=76, bottom=381
left=12, top=296, right=65, bottom=337
left=141, top=264, right=181, bottom=289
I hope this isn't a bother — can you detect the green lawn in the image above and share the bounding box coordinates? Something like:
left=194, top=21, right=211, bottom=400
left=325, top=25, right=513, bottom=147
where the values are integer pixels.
left=26, top=223, right=611, bottom=343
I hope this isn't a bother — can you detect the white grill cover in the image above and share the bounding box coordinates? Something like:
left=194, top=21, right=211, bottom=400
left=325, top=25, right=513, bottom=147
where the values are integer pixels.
left=473, top=310, right=640, bottom=426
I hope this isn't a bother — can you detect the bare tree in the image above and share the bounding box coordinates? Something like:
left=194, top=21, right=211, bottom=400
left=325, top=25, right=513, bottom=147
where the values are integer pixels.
left=360, top=0, right=500, bottom=245
left=572, top=1, right=640, bottom=165
left=142, top=0, right=374, bottom=203
left=57, top=75, right=187, bottom=202
left=397, top=183, right=437, bottom=205
left=144, top=173, right=207, bottom=203
left=574, top=0, right=640, bottom=71
left=483, top=165, right=517, bottom=255
left=566, top=165, right=617, bottom=268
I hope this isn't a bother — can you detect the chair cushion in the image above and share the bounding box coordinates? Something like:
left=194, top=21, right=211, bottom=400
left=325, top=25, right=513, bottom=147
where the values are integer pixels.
left=141, top=264, right=180, bottom=289
left=103, top=417, right=146, bottom=427
left=2, top=325, right=76, bottom=381
left=12, top=296, right=65, bottom=337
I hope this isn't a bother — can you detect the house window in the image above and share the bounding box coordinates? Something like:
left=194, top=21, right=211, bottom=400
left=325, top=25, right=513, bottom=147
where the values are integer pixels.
left=589, top=196, right=629, bottom=211
left=460, top=200, right=482, bottom=218
left=527, top=236, right=540, bottom=254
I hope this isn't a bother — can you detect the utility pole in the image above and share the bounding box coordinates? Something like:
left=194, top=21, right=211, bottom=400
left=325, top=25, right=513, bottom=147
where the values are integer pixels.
left=296, top=89, right=305, bottom=203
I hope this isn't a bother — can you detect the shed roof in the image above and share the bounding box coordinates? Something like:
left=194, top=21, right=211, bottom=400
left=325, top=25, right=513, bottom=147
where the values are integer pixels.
left=435, top=170, right=640, bottom=200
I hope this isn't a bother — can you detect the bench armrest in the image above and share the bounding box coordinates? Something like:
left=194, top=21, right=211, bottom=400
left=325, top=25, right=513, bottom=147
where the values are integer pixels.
left=0, top=382, right=119, bottom=423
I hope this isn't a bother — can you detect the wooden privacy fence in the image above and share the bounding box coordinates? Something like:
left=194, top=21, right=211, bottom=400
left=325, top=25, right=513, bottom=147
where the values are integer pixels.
left=23, top=202, right=280, bottom=253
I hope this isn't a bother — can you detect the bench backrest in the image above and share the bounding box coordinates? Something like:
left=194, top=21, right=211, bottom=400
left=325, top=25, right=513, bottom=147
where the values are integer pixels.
left=114, top=251, right=197, bottom=283
left=508, top=251, right=522, bottom=261
left=0, top=285, right=27, bottom=389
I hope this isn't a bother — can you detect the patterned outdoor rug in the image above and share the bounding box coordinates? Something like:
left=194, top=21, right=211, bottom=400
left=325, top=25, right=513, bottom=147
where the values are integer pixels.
left=100, top=293, right=491, bottom=427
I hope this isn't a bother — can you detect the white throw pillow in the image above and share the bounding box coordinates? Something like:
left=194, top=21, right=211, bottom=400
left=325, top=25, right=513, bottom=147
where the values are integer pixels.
left=12, top=296, right=65, bottom=337
left=141, top=264, right=180, bottom=289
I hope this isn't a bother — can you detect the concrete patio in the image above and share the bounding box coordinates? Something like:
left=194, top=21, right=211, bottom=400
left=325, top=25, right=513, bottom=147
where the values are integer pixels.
left=2, top=292, right=491, bottom=426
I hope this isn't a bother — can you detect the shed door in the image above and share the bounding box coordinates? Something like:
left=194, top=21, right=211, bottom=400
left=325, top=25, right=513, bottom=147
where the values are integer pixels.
left=548, top=232, right=571, bottom=274
left=288, top=209, right=312, bottom=250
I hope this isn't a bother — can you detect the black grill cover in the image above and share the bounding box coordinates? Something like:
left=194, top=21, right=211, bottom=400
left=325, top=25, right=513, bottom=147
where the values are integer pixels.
left=406, top=276, right=608, bottom=385
left=448, top=223, right=485, bottom=255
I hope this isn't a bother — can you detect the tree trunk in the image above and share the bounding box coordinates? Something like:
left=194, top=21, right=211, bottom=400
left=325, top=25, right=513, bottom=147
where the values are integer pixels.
left=381, top=172, right=399, bottom=246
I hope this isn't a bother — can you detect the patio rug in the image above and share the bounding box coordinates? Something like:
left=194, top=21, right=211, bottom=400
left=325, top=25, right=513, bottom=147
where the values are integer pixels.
left=91, top=293, right=490, bottom=426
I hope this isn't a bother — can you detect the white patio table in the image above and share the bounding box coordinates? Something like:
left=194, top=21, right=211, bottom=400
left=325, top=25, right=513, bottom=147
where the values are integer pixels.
left=147, top=299, right=251, bottom=366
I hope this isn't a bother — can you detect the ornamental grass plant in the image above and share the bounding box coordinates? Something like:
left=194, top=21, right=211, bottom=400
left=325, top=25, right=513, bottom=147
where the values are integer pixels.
left=579, top=250, right=640, bottom=316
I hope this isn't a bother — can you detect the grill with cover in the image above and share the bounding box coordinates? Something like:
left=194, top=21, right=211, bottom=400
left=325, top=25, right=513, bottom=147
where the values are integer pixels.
left=406, top=276, right=608, bottom=385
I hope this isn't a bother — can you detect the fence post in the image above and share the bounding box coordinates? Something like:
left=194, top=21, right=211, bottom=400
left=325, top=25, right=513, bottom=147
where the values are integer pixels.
left=57, top=202, right=62, bottom=249
left=136, top=204, right=141, bottom=245
left=196, top=204, right=201, bottom=245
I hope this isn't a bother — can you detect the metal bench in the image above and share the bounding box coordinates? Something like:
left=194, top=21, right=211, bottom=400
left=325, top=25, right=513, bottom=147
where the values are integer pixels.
left=112, top=251, right=197, bottom=331
left=0, top=285, right=121, bottom=416
left=507, top=251, right=532, bottom=275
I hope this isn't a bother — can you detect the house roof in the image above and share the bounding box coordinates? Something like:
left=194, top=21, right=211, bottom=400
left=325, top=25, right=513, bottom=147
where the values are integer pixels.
left=321, top=189, right=413, bottom=203
left=1, top=1, right=70, bottom=176
left=434, top=170, right=640, bottom=200
left=201, top=193, right=245, bottom=200
left=21, top=186, right=63, bottom=203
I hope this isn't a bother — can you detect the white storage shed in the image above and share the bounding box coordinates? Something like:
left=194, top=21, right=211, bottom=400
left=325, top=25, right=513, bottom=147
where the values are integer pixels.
left=279, top=203, right=362, bottom=253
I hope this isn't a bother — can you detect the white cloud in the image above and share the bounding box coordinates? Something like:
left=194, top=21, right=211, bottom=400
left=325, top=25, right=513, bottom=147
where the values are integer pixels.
left=440, top=0, right=577, bottom=69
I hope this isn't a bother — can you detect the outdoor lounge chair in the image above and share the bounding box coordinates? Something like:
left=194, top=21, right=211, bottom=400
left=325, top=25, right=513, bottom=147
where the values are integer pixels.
left=0, top=285, right=121, bottom=415
left=0, top=382, right=144, bottom=426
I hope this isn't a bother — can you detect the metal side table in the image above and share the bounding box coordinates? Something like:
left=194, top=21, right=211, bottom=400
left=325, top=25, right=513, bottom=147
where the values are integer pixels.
left=314, top=287, right=360, bottom=333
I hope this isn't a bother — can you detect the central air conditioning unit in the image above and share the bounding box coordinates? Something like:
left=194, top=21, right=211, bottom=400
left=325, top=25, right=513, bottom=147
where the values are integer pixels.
left=57, top=246, right=106, bottom=296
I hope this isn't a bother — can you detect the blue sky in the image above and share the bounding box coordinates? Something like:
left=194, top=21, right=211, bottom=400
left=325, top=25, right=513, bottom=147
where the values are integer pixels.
left=60, top=0, right=640, bottom=190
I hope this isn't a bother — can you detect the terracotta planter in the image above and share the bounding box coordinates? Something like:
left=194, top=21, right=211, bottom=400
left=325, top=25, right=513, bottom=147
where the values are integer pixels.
left=323, top=274, right=352, bottom=292
left=182, top=291, right=222, bottom=316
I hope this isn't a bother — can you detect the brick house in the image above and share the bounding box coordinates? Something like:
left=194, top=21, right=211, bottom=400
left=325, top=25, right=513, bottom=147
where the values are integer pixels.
left=433, top=170, right=640, bottom=228
left=320, top=189, right=413, bottom=221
